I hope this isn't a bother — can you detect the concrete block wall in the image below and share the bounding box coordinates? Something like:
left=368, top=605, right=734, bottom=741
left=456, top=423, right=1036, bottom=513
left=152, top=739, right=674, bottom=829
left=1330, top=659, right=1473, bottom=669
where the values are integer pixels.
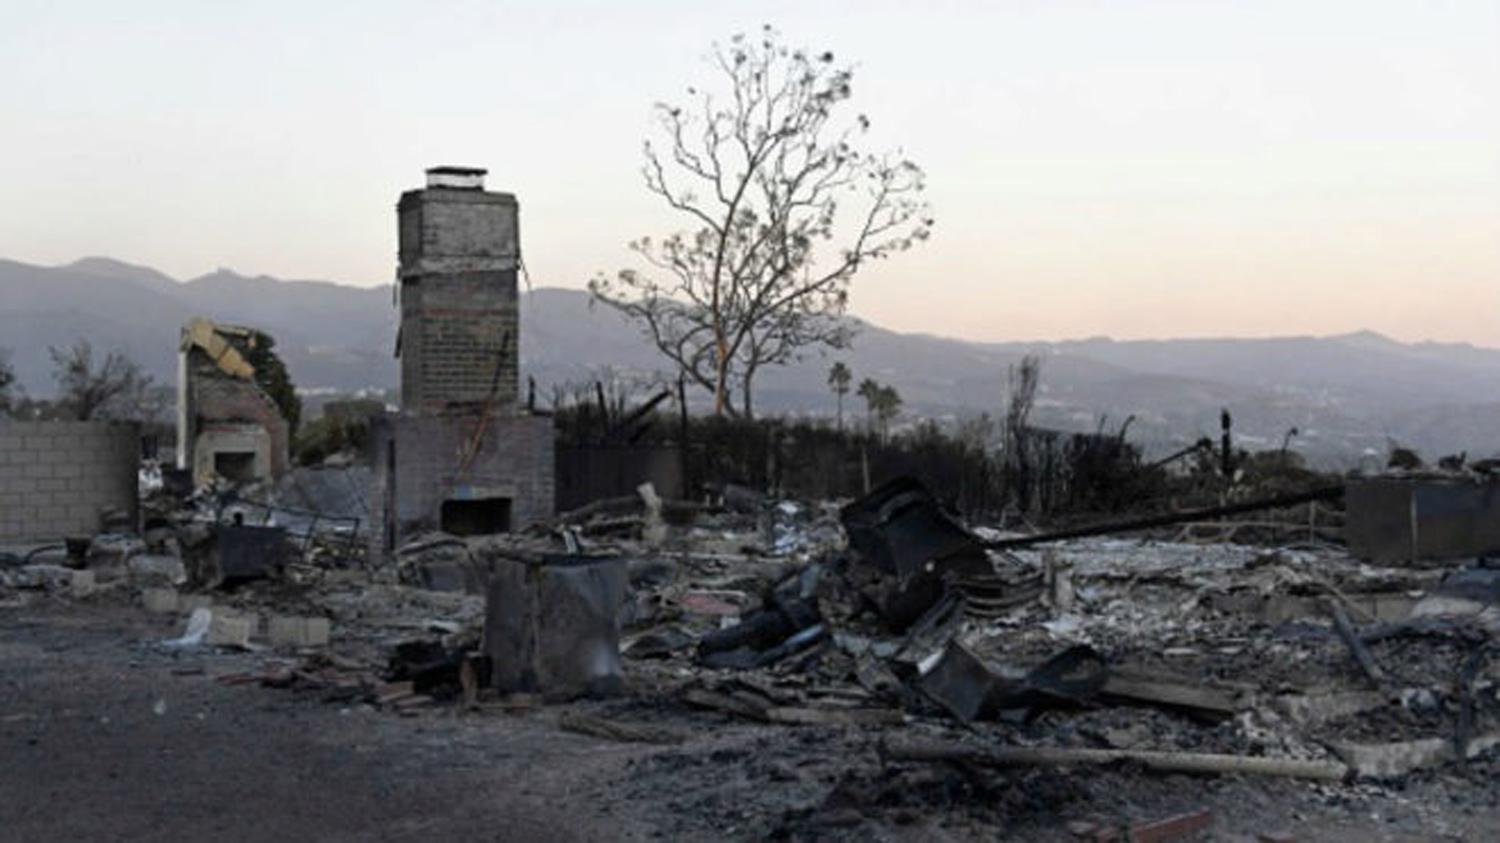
left=0, top=421, right=139, bottom=541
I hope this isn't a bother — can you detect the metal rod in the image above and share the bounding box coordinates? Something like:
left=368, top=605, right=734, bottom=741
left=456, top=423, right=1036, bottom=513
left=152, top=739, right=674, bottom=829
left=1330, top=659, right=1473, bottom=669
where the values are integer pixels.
left=981, top=486, right=1345, bottom=550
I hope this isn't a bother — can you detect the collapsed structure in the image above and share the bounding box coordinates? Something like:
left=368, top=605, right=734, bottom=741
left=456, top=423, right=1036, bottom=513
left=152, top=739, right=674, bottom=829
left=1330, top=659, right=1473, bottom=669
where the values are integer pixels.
left=5, top=168, right=1498, bottom=840
left=370, top=167, right=555, bottom=558
left=177, top=318, right=290, bottom=486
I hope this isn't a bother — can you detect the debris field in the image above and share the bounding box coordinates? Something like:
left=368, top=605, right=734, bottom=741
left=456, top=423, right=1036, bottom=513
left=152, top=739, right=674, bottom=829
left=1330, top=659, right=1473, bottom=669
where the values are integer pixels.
left=5, top=472, right=1499, bottom=842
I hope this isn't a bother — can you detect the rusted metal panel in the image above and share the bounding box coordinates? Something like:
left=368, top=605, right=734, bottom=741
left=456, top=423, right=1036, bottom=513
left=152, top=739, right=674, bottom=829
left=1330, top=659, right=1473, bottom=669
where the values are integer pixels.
left=484, top=554, right=626, bottom=700
left=1345, top=478, right=1500, bottom=563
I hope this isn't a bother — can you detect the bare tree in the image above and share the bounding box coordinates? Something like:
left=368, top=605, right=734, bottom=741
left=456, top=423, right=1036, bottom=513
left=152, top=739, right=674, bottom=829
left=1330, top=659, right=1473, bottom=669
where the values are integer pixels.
left=590, top=27, right=932, bottom=418
left=49, top=340, right=155, bottom=421
left=827, top=361, right=852, bottom=430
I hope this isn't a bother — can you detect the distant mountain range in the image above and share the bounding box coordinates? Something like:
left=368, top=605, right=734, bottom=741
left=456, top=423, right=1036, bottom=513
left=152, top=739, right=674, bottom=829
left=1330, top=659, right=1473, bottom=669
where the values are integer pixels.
left=4, top=256, right=1499, bottom=466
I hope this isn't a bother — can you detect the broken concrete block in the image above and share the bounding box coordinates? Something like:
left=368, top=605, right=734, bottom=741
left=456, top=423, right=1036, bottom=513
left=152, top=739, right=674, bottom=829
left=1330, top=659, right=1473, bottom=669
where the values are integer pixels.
left=128, top=554, right=188, bottom=587
left=1274, top=690, right=1387, bottom=728
left=142, top=587, right=179, bottom=614
left=207, top=612, right=255, bottom=649
left=268, top=615, right=330, bottom=648
left=1333, top=733, right=1500, bottom=778
left=638, top=482, right=668, bottom=546
left=69, top=569, right=96, bottom=597
left=1044, top=550, right=1074, bottom=613
left=7, top=564, right=75, bottom=591
left=179, top=593, right=213, bottom=613
left=87, top=534, right=146, bottom=568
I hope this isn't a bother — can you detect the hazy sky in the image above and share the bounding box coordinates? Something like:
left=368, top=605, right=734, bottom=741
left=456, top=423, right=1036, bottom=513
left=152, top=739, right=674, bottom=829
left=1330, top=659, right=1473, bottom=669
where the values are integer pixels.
left=2, top=1, right=1496, bottom=344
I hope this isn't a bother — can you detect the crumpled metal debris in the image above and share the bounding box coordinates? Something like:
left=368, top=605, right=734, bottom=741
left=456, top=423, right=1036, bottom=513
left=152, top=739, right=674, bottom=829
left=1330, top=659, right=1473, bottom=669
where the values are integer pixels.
left=484, top=553, right=627, bottom=700
left=917, top=641, right=1108, bottom=723
left=840, top=477, right=994, bottom=629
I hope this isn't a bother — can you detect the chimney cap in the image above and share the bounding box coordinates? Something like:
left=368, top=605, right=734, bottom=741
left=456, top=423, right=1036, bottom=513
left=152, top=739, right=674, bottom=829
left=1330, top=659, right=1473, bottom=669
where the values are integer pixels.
left=425, top=166, right=487, bottom=189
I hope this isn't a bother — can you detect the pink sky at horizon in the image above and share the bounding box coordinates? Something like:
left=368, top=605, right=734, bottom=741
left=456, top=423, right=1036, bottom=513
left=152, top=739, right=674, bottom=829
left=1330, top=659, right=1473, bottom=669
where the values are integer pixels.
left=2, top=0, right=1495, bottom=346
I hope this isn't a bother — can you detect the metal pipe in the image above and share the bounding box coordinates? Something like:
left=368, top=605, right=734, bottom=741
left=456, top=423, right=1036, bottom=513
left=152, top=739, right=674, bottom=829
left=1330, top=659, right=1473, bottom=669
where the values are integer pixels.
left=981, top=486, right=1345, bottom=550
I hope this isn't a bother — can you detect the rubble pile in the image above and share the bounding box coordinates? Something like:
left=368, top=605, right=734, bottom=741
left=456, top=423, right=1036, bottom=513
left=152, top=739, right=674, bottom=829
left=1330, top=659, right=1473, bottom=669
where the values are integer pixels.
left=4, top=473, right=1499, bottom=838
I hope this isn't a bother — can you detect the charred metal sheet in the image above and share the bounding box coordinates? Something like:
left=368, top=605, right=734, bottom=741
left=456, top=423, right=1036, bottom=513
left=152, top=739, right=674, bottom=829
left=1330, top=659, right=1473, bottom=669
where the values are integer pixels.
left=841, top=477, right=992, bottom=628
left=485, top=554, right=626, bottom=700
left=916, top=642, right=996, bottom=722
left=841, top=477, right=989, bottom=580
left=697, top=567, right=824, bottom=669
left=917, top=641, right=1107, bottom=723
left=214, top=525, right=288, bottom=584
left=1434, top=567, right=1500, bottom=603
left=1346, top=478, right=1500, bottom=563
left=697, top=598, right=819, bottom=669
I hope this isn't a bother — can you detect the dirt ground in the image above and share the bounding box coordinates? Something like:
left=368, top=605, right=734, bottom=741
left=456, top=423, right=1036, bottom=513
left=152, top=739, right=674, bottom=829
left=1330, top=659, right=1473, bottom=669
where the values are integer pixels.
left=3, top=598, right=1498, bottom=842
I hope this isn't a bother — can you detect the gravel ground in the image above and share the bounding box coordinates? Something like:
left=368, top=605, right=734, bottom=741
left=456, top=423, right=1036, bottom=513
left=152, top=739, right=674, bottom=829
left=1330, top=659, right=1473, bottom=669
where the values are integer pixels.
left=4, top=599, right=1500, bottom=842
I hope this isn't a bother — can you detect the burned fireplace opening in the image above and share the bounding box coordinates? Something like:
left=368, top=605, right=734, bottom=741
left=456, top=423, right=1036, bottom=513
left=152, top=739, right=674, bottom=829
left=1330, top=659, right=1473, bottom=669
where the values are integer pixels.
left=440, top=497, right=512, bottom=536
left=213, top=451, right=258, bottom=484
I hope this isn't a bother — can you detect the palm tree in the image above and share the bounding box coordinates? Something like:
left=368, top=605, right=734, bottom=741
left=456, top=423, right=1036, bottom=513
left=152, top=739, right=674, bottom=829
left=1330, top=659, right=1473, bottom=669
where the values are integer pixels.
left=874, top=385, right=902, bottom=441
left=857, top=378, right=881, bottom=434
left=827, top=362, right=852, bottom=430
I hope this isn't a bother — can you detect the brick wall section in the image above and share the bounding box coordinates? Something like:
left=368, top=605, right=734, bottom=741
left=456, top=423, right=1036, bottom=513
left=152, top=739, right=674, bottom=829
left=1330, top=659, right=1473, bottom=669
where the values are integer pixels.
left=369, top=411, right=554, bottom=555
left=399, top=269, right=519, bottom=412
left=396, top=185, right=520, bottom=414
left=189, top=367, right=290, bottom=477
left=374, top=178, right=549, bottom=562
left=0, top=421, right=139, bottom=541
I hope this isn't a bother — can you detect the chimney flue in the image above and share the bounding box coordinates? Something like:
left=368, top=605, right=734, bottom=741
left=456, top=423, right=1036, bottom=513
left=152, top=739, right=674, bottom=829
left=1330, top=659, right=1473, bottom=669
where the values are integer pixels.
left=425, top=165, right=487, bottom=190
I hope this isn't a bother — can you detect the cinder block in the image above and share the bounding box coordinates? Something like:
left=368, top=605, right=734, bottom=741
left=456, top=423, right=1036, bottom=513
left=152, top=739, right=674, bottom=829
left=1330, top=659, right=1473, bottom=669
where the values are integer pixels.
left=179, top=594, right=214, bottom=613
left=142, top=588, right=179, bottom=613
left=70, top=569, right=96, bottom=597
left=207, top=612, right=255, bottom=648
left=268, top=615, right=331, bottom=648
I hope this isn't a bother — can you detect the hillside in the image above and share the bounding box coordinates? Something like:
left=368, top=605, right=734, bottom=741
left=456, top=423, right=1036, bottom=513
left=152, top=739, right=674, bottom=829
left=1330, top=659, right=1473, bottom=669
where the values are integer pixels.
left=5, top=257, right=1500, bottom=464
